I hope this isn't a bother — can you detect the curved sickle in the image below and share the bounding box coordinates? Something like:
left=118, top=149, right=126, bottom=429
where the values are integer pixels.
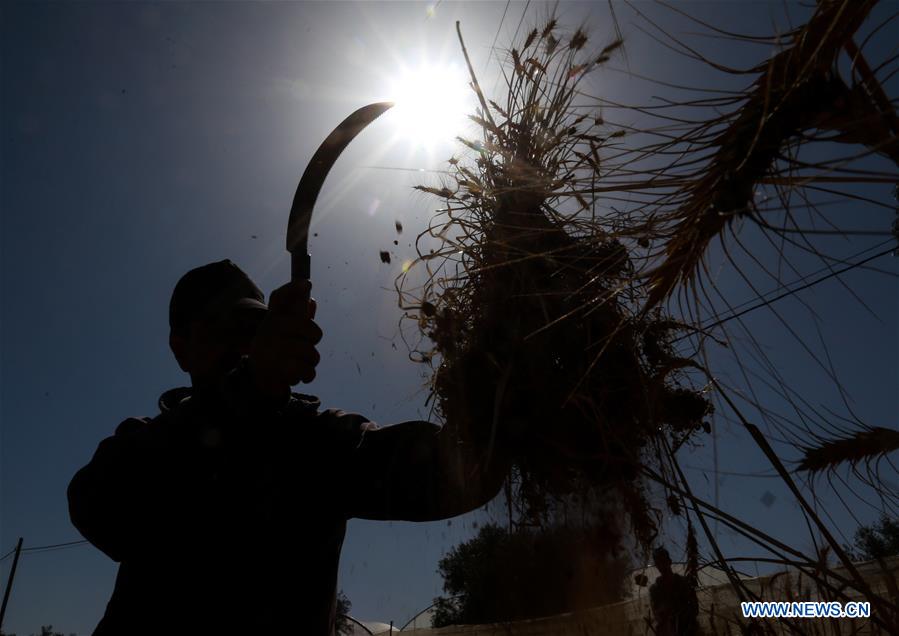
left=287, top=101, right=394, bottom=282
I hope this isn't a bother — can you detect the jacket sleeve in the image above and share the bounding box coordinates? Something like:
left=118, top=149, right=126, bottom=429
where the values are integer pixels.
left=67, top=417, right=182, bottom=562
left=334, top=412, right=508, bottom=522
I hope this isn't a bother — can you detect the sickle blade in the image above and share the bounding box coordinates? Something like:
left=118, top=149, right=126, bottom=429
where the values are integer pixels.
left=287, top=101, right=394, bottom=281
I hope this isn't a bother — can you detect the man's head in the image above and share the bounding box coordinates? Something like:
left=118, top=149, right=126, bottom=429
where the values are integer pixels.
left=653, top=546, right=673, bottom=574
left=169, top=260, right=268, bottom=387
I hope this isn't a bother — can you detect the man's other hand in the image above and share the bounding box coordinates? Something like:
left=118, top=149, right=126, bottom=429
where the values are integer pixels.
left=249, top=280, right=322, bottom=398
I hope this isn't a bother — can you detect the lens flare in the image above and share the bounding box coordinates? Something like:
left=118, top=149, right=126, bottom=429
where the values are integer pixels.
left=389, top=62, right=473, bottom=150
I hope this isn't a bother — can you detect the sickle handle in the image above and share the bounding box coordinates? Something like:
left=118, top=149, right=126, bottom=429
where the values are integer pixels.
left=291, top=252, right=311, bottom=282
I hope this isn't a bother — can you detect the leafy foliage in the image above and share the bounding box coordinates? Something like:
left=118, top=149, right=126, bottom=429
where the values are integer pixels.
left=848, top=516, right=899, bottom=561
left=432, top=523, right=629, bottom=627
left=335, top=589, right=353, bottom=636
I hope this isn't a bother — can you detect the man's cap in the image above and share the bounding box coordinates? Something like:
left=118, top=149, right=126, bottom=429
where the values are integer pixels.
left=169, top=259, right=267, bottom=332
left=653, top=547, right=671, bottom=561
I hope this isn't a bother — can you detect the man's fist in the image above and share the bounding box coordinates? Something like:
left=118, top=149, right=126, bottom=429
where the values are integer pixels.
left=248, top=280, right=323, bottom=398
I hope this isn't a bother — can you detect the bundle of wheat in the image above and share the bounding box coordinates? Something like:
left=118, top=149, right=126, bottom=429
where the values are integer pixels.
left=393, top=4, right=899, bottom=631
left=397, top=18, right=711, bottom=544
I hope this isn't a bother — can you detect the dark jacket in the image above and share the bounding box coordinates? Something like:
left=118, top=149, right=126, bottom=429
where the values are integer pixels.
left=68, top=362, right=506, bottom=635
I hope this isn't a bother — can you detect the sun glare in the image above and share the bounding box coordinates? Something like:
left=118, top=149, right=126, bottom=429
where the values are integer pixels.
left=389, top=62, right=473, bottom=150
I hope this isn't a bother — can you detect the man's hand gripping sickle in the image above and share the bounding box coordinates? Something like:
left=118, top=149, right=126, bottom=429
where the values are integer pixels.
left=248, top=280, right=322, bottom=400
left=245, top=103, right=392, bottom=401
left=249, top=102, right=392, bottom=400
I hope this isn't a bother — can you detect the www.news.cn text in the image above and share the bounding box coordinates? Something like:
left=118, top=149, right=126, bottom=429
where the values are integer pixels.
left=740, top=601, right=871, bottom=619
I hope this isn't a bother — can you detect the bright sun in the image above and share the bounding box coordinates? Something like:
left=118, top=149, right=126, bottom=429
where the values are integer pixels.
left=388, top=62, right=474, bottom=151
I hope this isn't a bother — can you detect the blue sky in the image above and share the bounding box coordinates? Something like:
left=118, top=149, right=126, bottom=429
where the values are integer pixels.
left=1, top=2, right=896, bottom=634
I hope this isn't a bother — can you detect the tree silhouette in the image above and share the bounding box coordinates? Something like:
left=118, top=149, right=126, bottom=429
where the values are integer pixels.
left=432, top=523, right=628, bottom=627
left=849, top=517, right=899, bottom=561
left=335, top=589, right=353, bottom=636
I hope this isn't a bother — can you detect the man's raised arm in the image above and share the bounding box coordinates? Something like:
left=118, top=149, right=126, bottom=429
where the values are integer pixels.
left=338, top=415, right=509, bottom=522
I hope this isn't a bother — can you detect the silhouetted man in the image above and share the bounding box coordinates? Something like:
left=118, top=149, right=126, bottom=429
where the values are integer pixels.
left=68, top=260, right=507, bottom=635
left=649, top=546, right=700, bottom=636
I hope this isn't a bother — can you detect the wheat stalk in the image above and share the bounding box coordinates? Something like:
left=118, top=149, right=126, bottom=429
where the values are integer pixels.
left=798, top=427, right=899, bottom=473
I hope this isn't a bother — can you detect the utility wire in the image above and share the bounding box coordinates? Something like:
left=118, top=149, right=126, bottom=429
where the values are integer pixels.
left=0, top=540, right=88, bottom=562
left=682, top=464, right=780, bottom=479
left=21, top=539, right=88, bottom=552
